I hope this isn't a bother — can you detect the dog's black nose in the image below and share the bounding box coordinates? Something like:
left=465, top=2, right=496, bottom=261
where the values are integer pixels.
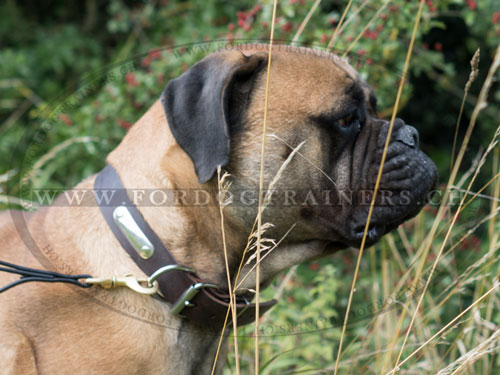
left=394, top=122, right=419, bottom=148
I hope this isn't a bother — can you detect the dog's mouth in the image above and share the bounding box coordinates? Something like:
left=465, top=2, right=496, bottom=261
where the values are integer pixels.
left=318, top=176, right=438, bottom=249
left=345, top=214, right=412, bottom=248
left=350, top=222, right=387, bottom=246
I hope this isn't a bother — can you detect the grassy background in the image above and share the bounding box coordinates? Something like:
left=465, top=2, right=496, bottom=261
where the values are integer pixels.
left=1, top=0, right=500, bottom=374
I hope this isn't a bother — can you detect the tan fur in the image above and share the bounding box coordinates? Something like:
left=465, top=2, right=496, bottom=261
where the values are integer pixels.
left=0, top=45, right=370, bottom=374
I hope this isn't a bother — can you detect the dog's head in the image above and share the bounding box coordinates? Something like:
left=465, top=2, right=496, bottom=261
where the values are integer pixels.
left=161, top=45, right=438, bottom=253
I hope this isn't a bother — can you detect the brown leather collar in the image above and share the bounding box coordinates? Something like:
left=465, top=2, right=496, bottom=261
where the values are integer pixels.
left=94, top=164, right=276, bottom=328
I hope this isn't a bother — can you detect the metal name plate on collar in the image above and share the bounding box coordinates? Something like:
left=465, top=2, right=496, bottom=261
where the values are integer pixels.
left=113, top=206, right=154, bottom=259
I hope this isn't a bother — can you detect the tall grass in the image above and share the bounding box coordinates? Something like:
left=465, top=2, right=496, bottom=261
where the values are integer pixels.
left=221, top=3, right=500, bottom=375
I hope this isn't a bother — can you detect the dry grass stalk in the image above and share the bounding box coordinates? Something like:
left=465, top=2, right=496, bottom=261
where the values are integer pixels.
left=342, top=0, right=390, bottom=58
left=385, top=281, right=500, bottom=374
left=269, top=134, right=337, bottom=187
left=254, top=0, right=278, bottom=372
left=291, top=0, right=321, bottom=46
left=236, top=224, right=296, bottom=291
left=327, top=0, right=354, bottom=50
left=450, top=49, right=480, bottom=173
left=336, top=0, right=371, bottom=37
left=211, top=134, right=306, bottom=374
left=23, top=136, right=100, bottom=185
left=388, top=43, right=500, bottom=375
left=333, top=1, right=428, bottom=374
left=437, top=328, right=500, bottom=375
left=216, top=167, right=240, bottom=375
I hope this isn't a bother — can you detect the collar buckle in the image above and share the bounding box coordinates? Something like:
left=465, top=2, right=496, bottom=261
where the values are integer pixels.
left=145, top=264, right=218, bottom=317
left=170, top=282, right=218, bottom=316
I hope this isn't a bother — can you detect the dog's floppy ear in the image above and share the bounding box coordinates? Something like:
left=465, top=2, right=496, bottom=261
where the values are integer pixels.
left=161, top=51, right=268, bottom=184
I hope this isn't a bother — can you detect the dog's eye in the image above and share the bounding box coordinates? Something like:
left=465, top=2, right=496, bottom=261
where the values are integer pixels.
left=337, top=112, right=359, bottom=128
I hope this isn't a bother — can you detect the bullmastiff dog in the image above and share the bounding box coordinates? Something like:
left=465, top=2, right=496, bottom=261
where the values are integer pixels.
left=0, top=44, right=437, bottom=374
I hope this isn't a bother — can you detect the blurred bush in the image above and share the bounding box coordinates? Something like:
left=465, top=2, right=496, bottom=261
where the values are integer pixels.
left=1, top=0, right=499, bottom=190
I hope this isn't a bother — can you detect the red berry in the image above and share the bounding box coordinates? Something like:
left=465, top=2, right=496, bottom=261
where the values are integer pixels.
left=329, top=17, right=337, bottom=26
left=125, top=72, right=138, bottom=87
left=357, top=49, right=367, bottom=56
left=262, top=21, right=268, bottom=28
left=289, top=0, right=296, bottom=4
left=59, top=113, right=72, bottom=126
left=388, top=5, right=399, bottom=12
left=119, top=120, right=132, bottom=130
left=493, top=11, right=500, bottom=24
left=346, top=35, right=353, bottom=42
left=366, top=58, right=373, bottom=65
left=320, top=33, right=328, bottom=43
left=148, top=50, right=162, bottom=60
left=228, top=23, right=235, bottom=31
left=238, top=19, right=245, bottom=28
left=237, top=11, right=246, bottom=20
left=466, top=0, right=476, bottom=10
left=244, top=24, right=251, bottom=31
left=434, top=42, right=443, bottom=51
left=253, top=4, right=262, bottom=12
left=381, top=13, right=387, bottom=20
left=281, top=21, right=292, bottom=32
left=376, top=24, right=384, bottom=31
left=141, top=56, right=151, bottom=68
left=308, top=262, right=320, bottom=271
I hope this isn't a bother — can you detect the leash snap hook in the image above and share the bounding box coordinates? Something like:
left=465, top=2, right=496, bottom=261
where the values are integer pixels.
left=85, top=275, right=159, bottom=295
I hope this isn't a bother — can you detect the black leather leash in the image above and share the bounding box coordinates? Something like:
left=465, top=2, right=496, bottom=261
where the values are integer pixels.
left=0, top=260, right=91, bottom=294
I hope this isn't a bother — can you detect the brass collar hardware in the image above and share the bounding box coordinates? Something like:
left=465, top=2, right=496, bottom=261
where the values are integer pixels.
left=85, top=275, right=159, bottom=295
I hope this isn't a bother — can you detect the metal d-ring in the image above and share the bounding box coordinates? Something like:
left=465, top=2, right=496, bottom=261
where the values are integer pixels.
left=147, top=265, right=196, bottom=287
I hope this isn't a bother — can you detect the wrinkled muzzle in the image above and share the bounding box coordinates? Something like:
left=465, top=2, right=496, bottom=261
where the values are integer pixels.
left=348, top=118, right=438, bottom=246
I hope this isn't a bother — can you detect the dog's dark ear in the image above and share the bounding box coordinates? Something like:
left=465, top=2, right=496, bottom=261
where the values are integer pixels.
left=161, top=51, right=268, bottom=184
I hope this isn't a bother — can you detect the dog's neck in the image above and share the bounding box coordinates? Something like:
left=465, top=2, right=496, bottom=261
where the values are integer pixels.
left=104, top=101, right=245, bottom=287
left=103, top=100, right=329, bottom=290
